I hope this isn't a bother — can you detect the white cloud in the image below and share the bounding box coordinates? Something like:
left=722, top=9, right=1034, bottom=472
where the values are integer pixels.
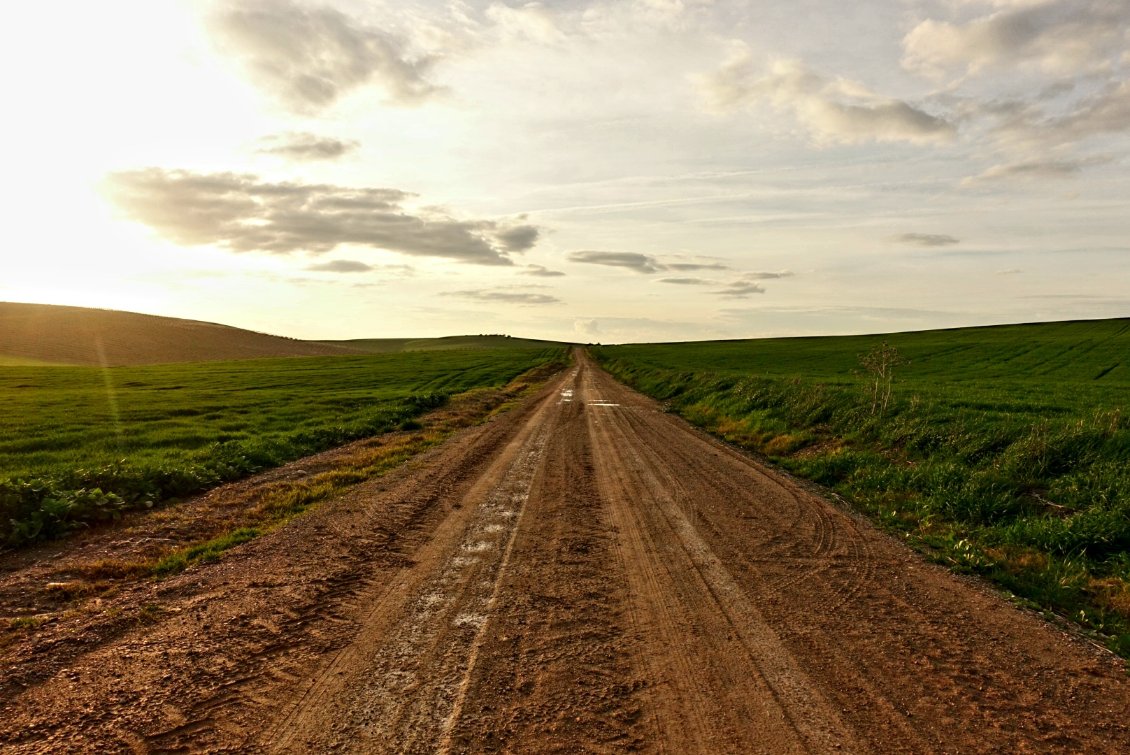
left=485, top=2, right=566, bottom=44
left=574, top=318, right=600, bottom=336
left=444, top=289, right=561, bottom=305
left=701, top=54, right=955, bottom=145
left=962, top=155, right=1111, bottom=184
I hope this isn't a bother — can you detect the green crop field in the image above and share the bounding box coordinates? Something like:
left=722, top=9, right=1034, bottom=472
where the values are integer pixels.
left=595, top=319, right=1130, bottom=655
left=0, top=347, right=565, bottom=545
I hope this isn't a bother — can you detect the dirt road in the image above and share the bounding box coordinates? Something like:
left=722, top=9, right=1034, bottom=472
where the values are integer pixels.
left=2, top=350, right=1128, bottom=752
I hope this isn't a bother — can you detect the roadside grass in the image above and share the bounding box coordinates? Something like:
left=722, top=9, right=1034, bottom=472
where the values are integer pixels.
left=594, top=318, right=1130, bottom=656
left=1, top=348, right=566, bottom=546
left=16, top=357, right=566, bottom=605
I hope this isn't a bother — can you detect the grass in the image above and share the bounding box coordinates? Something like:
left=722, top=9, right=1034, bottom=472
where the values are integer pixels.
left=594, top=318, right=1130, bottom=656
left=1, top=347, right=566, bottom=545
left=152, top=528, right=263, bottom=576
left=24, top=358, right=565, bottom=601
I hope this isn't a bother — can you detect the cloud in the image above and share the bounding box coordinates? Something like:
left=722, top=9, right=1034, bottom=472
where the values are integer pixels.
left=485, top=2, right=566, bottom=44
left=444, top=290, right=561, bottom=305
left=495, top=224, right=541, bottom=252
left=305, top=259, right=372, bottom=273
left=891, top=233, right=960, bottom=247
left=257, top=132, right=359, bottom=161
left=702, top=54, right=955, bottom=145
left=664, top=262, right=730, bottom=271
left=210, top=0, right=441, bottom=113
left=713, top=282, right=765, bottom=298
left=743, top=270, right=795, bottom=279
left=574, top=319, right=600, bottom=337
left=903, top=1, right=1130, bottom=78
left=105, top=169, right=538, bottom=266
left=707, top=269, right=793, bottom=298
left=567, top=250, right=665, bottom=273
left=991, top=81, right=1130, bottom=150
left=962, top=155, right=1111, bottom=184
left=524, top=264, right=566, bottom=277
left=658, top=277, right=709, bottom=285
left=902, top=1, right=1130, bottom=157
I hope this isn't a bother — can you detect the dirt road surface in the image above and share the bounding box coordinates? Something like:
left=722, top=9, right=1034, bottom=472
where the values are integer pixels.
left=2, top=350, right=1128, bottom=752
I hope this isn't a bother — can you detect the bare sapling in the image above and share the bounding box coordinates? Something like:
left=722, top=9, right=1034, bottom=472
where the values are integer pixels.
left=858, top=341, right=906, bottom=417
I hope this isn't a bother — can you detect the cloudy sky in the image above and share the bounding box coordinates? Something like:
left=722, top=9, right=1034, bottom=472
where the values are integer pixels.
left=3, top=0, right=1128, bottom=343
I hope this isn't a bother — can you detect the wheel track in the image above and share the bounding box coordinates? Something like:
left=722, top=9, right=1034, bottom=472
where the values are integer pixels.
left=260, top=380, right=561, bottom=753
left=583, top=366, right=863, bottom=753
left=583, top=367, right=951, bottom=752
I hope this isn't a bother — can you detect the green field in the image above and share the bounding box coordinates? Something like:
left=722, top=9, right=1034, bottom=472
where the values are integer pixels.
left=1, top=347, right=564, bottom=545
left=595, top=319, right=1130, bottom=654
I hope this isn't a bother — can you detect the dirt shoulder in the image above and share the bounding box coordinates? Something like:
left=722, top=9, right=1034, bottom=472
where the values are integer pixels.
left=1, top=351, right=1127, bottom=753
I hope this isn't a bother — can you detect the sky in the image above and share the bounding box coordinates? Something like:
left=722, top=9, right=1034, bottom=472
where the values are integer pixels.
left=2, top=0, right=1129, bottom=343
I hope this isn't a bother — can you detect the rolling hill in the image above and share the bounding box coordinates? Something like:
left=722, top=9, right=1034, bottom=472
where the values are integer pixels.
left=0, top=303, right=568, bottom=366
left=0, top=303, right=364, bottom=366
left=320, top=335, right=565, bottom=353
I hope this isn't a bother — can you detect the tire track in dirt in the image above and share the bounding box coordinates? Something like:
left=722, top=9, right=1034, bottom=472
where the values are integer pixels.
left=443, top=369, right=647, bottom=752
left=583, top=364, right=863, bottom=753
left=260, top=377, right=561, bottom=753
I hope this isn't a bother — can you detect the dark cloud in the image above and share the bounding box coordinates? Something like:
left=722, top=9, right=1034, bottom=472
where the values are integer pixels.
left=305, top=259, right=372, bottom=273
left=665, top=262, right=730, bottom=271
left=713, top=282, right=766, bottom=298
left=891, top=233, right=960, bottom=247
left=524, top=264, right=566, bottom=277
left=495, top=225, right=540, bottom=252
left=744, top=270, right=795, bottom=279
left=258, top=132, right=359, bottom=161
left=567, top=251, right=664, bottom=273
left=106, top=168, right=537, bottom=266
left=444, top=290, right=561, bottom=305
left=658, top=277, right=709, bottom=285
left=211, top=0, right=441, bottom=113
